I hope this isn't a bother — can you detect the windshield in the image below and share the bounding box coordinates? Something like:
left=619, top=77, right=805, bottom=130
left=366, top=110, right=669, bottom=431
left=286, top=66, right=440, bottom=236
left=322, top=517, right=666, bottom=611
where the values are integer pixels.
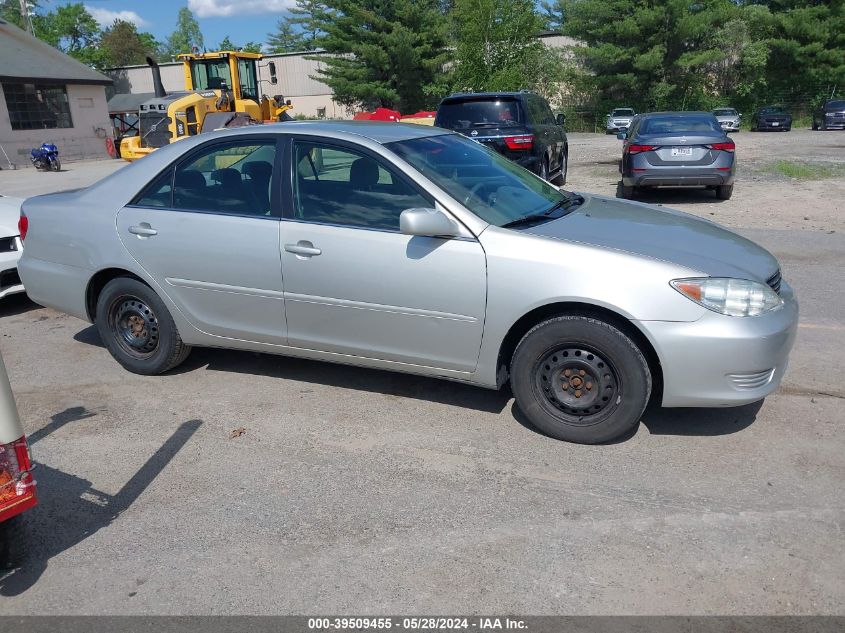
left=640, top=115, right=721, bottom=134
left=191, top=60, right=232, bottom=91
left=760, top=106, right=787, bottom=114
left=713, top=108, right=737, bottom=116
left=435, top=98, right=524, bottom=130
left=825, top=100, right=845, bottom=110
left=386, top=133, right=566, bottom=227
left=612, top=109, right=634, bottom=117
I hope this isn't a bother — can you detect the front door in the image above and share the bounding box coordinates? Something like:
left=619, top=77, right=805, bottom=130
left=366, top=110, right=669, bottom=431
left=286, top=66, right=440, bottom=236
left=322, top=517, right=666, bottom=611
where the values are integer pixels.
left=280, top=140, right=487, bottom=372
left=117, top=137, right=286, bottom=344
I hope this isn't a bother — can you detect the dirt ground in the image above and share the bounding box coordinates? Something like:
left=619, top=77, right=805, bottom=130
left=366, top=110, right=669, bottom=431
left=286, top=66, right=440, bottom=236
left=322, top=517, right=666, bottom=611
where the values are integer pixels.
left=565, top=128, right=845, bottom=233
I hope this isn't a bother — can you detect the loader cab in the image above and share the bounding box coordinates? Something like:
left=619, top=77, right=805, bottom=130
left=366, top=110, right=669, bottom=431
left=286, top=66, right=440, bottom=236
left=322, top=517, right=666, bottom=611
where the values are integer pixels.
left=182, top=52, right=261, bottom=104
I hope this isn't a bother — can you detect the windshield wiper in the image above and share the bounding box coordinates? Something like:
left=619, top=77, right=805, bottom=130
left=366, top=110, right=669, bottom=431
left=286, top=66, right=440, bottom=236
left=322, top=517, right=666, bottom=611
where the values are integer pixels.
left=501, top=195, right=585, bottom=229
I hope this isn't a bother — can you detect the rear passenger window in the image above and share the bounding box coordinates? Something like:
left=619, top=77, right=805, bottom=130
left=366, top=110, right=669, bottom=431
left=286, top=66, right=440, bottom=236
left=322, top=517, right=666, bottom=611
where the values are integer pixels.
left=132, top=170, right=172, bottom=208
left=172, top=141, right=276, bottom=216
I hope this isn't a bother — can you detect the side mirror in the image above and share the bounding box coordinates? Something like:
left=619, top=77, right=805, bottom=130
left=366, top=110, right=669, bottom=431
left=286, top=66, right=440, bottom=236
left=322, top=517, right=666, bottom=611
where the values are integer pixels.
left=616, top=132, right=627, bottom=140
left=400, top=207, right=460, bottom=238
left=556, top=113, right=566, bottom=126
left=268, top=62, right=277, bottom=85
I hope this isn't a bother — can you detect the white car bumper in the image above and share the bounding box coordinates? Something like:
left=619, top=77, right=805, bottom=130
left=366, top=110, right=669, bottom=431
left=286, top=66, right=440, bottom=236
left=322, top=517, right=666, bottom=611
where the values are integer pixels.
left=0, top=241, right=24, bottom=299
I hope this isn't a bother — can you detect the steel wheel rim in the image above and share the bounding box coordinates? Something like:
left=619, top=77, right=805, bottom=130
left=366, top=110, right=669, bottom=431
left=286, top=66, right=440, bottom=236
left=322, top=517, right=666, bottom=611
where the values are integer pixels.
left=108, top=295, right=160, bottom=358
left=532, top=345, right=620, bottom=425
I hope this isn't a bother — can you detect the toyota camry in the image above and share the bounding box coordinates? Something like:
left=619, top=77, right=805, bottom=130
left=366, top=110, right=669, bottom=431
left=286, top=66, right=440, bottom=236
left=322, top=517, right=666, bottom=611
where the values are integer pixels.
left=17, top=122, right=797, bottom=444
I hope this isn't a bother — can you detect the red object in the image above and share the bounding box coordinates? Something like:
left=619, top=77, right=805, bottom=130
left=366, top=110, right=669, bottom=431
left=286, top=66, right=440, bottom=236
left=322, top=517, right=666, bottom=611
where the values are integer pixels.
left=0, top=436, right=37, bottom=523
left=105, top=137, right=117, bottom=159
left=707, top=141, right=736, bottom=152
left=17, top=214, right=28, bottom=242
left=353, top=107, right=401, bottom=122
left=504, top=134, right=534, bottom=150
left=626, top=144, right=657, bottom=154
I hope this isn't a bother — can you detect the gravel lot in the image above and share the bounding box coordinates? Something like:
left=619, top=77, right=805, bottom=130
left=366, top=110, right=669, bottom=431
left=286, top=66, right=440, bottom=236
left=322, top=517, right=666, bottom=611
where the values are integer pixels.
left=0, top=129, right=843, bottom=614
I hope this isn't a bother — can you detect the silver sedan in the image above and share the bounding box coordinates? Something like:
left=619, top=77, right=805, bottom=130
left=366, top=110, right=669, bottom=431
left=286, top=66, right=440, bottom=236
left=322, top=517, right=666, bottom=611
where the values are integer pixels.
left=17, top=122, right=797, bottom=444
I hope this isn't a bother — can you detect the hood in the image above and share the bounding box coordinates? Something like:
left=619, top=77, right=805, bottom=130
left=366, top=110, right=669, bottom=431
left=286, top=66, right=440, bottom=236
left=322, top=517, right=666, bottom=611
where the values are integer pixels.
left=715, top=114, right=738, bottom=122
left=0, top=195, right=23, bottom=237
left=523, top=194, right=779, bottom=281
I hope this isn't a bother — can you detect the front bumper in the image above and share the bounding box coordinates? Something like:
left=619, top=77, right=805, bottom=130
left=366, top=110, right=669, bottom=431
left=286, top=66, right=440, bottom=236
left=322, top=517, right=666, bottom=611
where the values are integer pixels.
left=822, top=116, right=845, bottom=129
left=606, top=122, right=631, bottom=133
left=0, top=246, right=24, bottom=299
left=756, top=121, right=791, bottom=130
left=640, top=281, right=798, bottom=407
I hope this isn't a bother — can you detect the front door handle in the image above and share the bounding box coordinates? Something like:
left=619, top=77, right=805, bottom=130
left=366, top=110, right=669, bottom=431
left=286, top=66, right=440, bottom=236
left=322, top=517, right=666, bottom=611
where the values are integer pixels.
left=284, top=241, right=322, bottom=257
left=128, top=224, right=158, bottom=237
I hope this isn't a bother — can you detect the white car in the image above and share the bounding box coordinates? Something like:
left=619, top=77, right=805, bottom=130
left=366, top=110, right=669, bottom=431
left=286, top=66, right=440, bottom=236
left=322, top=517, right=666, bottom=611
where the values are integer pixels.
left=0, top=194, right=25, bottom=300
left=606, top=107, right=636, bottom=134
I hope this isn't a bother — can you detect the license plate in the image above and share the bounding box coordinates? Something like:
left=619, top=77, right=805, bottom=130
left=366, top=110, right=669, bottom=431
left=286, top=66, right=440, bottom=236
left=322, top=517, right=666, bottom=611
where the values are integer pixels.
left=772, top=122, right=779, bottom=126
left=671, top=147, right=693, bottom=157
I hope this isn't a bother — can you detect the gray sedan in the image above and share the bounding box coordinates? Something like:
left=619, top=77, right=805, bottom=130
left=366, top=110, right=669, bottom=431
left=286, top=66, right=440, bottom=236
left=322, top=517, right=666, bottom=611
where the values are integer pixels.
left=619, top=112, right=737, bottom=200
left=17, top=122, right=797, bottom=444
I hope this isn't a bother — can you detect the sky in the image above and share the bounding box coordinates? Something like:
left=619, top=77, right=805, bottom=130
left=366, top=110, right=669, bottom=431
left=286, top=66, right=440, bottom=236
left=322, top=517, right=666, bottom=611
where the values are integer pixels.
left=40, top=0, right=296, bottom=50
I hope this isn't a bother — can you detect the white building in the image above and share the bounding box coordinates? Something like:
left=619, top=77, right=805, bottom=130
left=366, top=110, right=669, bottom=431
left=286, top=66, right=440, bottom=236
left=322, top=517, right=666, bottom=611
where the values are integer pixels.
left=0, top=19, right=114, bottom=166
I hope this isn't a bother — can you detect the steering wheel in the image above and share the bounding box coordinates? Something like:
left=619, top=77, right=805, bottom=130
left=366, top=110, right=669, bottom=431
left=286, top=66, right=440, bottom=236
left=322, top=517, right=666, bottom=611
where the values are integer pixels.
left=464, top=182, right=487, bottom=206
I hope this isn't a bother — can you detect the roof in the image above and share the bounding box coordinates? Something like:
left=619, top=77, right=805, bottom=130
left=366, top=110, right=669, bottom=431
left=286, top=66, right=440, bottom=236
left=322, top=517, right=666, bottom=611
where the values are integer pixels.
left=0, top=19, right=112, bottom=85
left=640, top=111, right=716, bottom=117
left=107, top=92, right=155, bottom=114
left=268, top=120, right=451, bottom=143
left=442, top=91, right=534, bottom=101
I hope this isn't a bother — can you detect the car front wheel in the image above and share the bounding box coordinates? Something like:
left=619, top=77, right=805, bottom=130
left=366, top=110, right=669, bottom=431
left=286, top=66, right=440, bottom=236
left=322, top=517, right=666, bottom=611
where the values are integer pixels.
left=511, top=316, right=651, bottom=444
left=716, top=184, right=733, bottom=200
left=95, top=277, right=191, bottom=375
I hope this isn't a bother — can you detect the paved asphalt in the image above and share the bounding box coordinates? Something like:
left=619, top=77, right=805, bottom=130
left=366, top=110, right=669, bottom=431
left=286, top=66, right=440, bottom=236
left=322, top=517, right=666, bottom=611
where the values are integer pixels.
left=0, top=152, right=842, bottom=614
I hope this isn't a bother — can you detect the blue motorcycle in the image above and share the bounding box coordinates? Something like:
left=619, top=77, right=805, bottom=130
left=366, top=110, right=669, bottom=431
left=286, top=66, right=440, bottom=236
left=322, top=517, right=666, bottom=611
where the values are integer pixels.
left=30, top=142, right=61, bottom=172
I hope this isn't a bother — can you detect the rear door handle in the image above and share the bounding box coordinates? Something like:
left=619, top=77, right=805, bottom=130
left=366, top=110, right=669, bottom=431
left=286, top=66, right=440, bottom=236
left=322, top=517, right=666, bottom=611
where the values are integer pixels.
left=128, top=224, right=158, bottom=237
left=284, top=241, right=322, bottom=257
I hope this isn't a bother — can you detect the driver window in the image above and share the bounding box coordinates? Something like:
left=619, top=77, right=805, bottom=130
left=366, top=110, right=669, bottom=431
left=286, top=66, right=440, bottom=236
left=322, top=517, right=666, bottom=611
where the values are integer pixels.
left=292, top=142, right=430, bottom=231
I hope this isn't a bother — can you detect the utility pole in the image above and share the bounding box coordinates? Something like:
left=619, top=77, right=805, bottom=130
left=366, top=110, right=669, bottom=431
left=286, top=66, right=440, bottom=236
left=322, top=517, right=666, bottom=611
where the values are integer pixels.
left=18, top=0, right=34, bottom=35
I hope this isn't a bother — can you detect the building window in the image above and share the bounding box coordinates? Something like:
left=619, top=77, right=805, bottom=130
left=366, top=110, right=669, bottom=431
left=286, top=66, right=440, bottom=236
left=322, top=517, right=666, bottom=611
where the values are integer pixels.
left=2, top=83, right=73, bottom=130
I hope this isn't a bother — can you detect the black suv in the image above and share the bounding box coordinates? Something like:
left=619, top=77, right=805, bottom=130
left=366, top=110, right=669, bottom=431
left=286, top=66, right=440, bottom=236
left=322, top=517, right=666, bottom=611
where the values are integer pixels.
left=434, top=92, right=568, bottom=185
left=813, top=99, right=845, bottom=130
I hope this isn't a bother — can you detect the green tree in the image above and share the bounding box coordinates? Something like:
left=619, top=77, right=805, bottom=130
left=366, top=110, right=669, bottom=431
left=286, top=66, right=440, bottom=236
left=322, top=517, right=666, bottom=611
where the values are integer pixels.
left=267, top=1, right=326, bottom=53
left=540, top=0, right=567, bottom=31
left=309, top=0, right=449, bottom=112
left=218, top=35, right=236, bottom=51
left=450, top=0, right=545, bottom=92
left=563, top=0, right=774, bottom=111
left=101, top=19, right=160, bottom=67
left=163, top=7, right=204, bottom=58
left=34, top=3, right=105, bottom=67
left=0, top=0, right=40, bottom=30
left=242, top=41, right=263, bottom=53
left=267, top=20, right=304, bottom=53
left=762, top=0, right=845, bottom=108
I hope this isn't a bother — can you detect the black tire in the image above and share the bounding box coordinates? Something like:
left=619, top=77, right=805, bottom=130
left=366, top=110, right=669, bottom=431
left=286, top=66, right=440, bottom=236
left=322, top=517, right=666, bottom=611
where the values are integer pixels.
left=821, top=121, right=827, bottom=131
left=716, top=184, right=734, bottom=200
left=0, top=515, right=27, bottom=569
left=51, top=157, right=61, bottom=172
left=95, top=277, right=191, bottom=375
left=812, top=120, right=819, bottom=130
left=511, top=316, right=651, bottom=444
left=552, top=152, right=567, bottom=186
left=618, top=183, right=636, bottom=199
left=538, top=156, right=549, bottom=182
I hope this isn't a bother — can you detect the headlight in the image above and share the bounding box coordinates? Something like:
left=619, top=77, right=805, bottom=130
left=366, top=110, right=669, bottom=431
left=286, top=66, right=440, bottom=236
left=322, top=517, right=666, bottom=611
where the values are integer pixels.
left=670, top=278, right=783, bottom=317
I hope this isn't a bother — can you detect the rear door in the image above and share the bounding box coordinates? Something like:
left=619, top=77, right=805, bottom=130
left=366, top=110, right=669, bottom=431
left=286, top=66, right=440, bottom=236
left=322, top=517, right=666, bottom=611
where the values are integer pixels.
left=117, top=136, right=286, bottom=344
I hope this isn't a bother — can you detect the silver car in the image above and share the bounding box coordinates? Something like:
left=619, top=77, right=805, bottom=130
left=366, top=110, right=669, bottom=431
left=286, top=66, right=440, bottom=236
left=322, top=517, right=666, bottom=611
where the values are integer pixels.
left=17, top=122, right=797, bottom=444
left=606, top=107, right=636, bottom=134
left=713, top=107, right=742, bottom=133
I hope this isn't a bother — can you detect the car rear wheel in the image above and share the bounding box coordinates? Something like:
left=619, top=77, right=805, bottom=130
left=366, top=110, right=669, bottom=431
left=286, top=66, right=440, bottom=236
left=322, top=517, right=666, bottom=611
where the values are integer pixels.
left=619, top=183, right=636, bottom=199
left=716, top=184, right=734, bottom=200
left=95, top=277, right=191, bottom=375
left=511, top=316, right=651, bottom=444
left=552, top=152, right=567, bottom=186
left=538, top=156, right=549, bottom=181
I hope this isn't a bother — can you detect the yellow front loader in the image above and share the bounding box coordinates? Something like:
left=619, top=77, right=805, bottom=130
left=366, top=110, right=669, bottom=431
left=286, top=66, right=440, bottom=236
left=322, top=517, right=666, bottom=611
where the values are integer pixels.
left=120, top=52, right=294, bottom=161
